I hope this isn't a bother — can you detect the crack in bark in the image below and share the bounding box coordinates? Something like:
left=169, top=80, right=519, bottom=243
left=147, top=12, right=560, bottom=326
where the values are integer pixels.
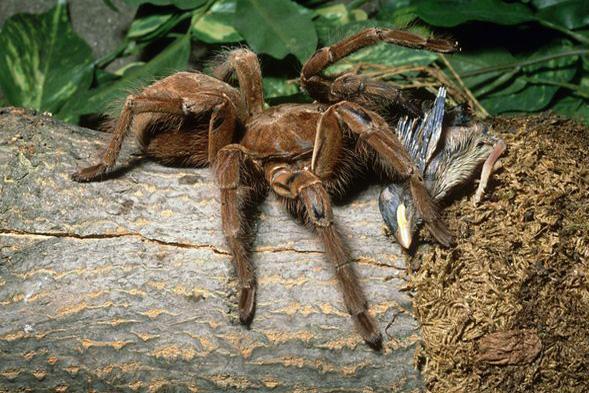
left=255, top=246, right=323, bottom=255
left=0, top=229, right=326, bottom=256
left=0, top=228, right=230, bottom=255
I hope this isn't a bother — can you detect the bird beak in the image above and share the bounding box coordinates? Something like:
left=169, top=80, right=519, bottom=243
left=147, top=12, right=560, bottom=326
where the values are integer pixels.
left=396, top=203, right=413, bottom=249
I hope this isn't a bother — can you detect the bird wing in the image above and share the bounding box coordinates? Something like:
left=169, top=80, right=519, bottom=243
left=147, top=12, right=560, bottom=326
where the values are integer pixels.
left=422, top=87, right=446, bottom=168
left=395, top=87, right=447, bottom=173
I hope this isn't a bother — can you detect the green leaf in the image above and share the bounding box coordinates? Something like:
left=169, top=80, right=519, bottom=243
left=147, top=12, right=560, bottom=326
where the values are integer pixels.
left=263, top=77, right=300, bottom=99
left=536, top=1, right=589, bottom=30
left=521, top=42, right=578, bottom=79
left=388, top=6, right=420, bottom=28
left=127, top=13, right=175, bottom=38
left=314, top=4, right=368, bottom=45
left=315, top=3, right=365, bottom=23
left=377, top=0, right=412, bottom=13
left=0, top=1, right=94, bottom=117
left=473, top=74, right=527, bottom=97
left=552, top=96, right=589, bottom=124
left=481, top=84, right=559, bottom=113
left=479, top=43, right=578, bottom=114
left=233, top=0, right=318, bottom=63
left=123, top=0, right=208, bottom=10
left=448, top=48, right=518, bottom=89
left=65, top=35, right=190, bottom=116
left=532, top=0, right=574, bottom=10
left=114, top=61, right=148, bottom=76
left=94, top=69, right=119, bottom=86
left=414, top=0, right=534, bottom=27
left=192, top=0, right=243, bottom=43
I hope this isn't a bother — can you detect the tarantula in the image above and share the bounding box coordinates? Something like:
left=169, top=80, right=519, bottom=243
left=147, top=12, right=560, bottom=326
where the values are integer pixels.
left=72, top=28, right=458, bottom=349
left=380, top=88, right=506, bottom=249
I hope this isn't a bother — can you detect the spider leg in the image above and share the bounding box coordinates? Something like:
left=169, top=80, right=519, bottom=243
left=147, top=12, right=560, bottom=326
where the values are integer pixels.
left=72, top=94, right=236, bottom=182
left=213, top=48, right=264, bottom=117
left=312, top=101, right=453, bottom=247
left=216, top=144, right=267, bottom=326
left=266, top=163, right=382, bottom=349
left=330, top=74, right=423, bottom=116
left=71, top=95, right=185, bottom=182
left=206, top=99, right=238, bottom=163
left=301, top=27, right=458, bottom=102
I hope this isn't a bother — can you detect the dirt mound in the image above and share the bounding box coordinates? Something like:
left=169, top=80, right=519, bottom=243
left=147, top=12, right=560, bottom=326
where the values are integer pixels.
left=409, top=114, right=589, bottom=392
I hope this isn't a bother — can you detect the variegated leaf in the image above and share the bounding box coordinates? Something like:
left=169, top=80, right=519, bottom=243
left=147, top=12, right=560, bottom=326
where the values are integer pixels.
left=192, top=0, right=243, bottom=43
left=0, top=0, right=94, bottom=118
left=64, top=35, right=191, bottom=117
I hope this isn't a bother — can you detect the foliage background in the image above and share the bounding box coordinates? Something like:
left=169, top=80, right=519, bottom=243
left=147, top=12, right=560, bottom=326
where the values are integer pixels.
left=0, top=0, right=588, bottom=125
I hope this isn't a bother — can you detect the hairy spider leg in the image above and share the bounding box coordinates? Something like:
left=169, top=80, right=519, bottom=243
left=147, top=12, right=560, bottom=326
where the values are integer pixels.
left=300, top=27, right=459, bottom=104
left=71, top=91, right=238, bottom=182
left=265, top=163, right=382, bottom=349
left=311, top=101, right=452, bottom=247
left=71, top=95, right=183, bottom=182
left=213, top=48, right=264, bottom=117
left=215, top=144, right=268, bottom=326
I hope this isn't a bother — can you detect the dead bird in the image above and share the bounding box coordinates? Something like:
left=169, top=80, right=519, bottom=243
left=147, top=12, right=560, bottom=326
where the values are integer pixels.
left=380, top=88, right=506, bottom=249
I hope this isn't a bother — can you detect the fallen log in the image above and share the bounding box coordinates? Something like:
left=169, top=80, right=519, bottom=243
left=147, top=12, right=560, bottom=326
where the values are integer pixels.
left=0, top=108, right=422, bottom=392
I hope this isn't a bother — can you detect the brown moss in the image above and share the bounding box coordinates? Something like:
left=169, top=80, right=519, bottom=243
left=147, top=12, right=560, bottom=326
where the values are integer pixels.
left=409, top=114, right=589, bottom=393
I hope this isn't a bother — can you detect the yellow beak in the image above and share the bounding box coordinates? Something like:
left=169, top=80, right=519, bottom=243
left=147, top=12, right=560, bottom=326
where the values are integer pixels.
left=396, top=203, right=413, bottom=249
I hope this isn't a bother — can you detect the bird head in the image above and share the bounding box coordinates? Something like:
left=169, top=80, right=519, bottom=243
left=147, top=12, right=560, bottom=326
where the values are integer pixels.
left=380, top=121, right=505, bottom=250
left=379, top=183, right=419, bottom=250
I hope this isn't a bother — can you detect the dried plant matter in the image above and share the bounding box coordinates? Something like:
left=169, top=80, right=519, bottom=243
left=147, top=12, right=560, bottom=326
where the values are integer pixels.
left=71, top=28, right=458, bottom=349
left=410, top=114, right=589, bottom=392
left=476, top=328, right=542, bottom=366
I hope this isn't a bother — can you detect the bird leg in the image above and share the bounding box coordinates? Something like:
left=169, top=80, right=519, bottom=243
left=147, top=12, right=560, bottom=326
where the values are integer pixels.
left=312, top=101, right=452, bottom=247
left=473, top=139, right=507, bottom=205
left=266, top=164, right=382, bottom=349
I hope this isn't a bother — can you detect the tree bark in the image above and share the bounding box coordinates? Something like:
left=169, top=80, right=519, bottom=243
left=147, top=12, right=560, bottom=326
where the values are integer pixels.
left=0, top=108, right=422, bottom=392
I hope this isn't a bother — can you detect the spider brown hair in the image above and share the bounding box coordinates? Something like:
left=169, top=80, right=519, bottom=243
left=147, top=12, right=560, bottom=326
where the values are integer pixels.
left=72, top=28, right=458, bottom=349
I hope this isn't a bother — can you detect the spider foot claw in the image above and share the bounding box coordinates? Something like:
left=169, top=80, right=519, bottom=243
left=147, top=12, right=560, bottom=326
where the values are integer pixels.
left=71, top=164, right=107, bottom=182
left=238, top=286, right=256, bottom=326
left=354, top=311, right=383, bottom=350
left=365, top=332, right=383, bottom=351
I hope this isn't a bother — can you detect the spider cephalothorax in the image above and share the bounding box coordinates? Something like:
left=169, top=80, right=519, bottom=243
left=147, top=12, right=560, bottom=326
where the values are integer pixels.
left=380, top=88, right=506, bottom=250
left=72, top=28, right=458, bottom=349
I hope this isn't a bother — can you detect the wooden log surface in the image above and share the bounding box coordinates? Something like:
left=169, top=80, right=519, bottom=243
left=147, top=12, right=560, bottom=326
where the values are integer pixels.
left=0, top=108, right=422, bottom=392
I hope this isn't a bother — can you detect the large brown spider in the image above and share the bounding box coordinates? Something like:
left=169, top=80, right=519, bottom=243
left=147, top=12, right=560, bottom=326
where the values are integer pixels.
left=72, top=28, right=458, bottom=349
